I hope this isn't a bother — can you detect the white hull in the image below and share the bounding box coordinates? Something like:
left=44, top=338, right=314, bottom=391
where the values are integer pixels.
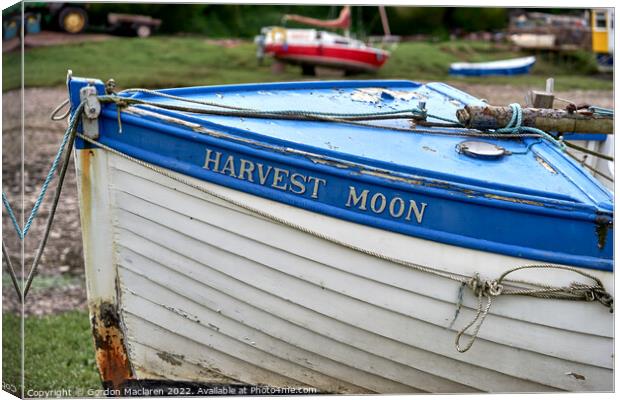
left=569, top=137, right=614, bottom=192
left=75, top=148, right=614, bottom=393
left=510, top=34, right=556, bottom=49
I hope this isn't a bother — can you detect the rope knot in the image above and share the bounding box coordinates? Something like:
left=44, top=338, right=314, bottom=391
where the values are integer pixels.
left=568, top=282, right=614, bottom=312
left=467, top=273, right=503, bottom=298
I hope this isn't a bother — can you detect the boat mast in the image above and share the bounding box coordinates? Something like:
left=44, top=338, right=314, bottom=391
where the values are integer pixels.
left=378, top=6, right=392, bottom=41
left=283, top=5, right=352, bottom=36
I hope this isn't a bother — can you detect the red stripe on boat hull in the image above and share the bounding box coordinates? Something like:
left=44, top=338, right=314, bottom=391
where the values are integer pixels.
left=265, top=44, right=389, bottom=72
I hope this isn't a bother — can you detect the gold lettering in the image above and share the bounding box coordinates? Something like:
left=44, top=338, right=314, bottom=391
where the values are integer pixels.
left=271, top=168, right=289, bottom=190
left=308, top=177, right=327, bottom=199
left=220, top=155, right=237, bottom=178
left=345, top=186, right=368, bottom=210
left=289, top=173, right=307, bottom=194
left=238, top=159, right=255, bottom=182
left=370, top=193, right=387, bottom=213
left=203, top=149, right=221, bottom=171
left=389, top=197, right=405, bottom=218
left=257, top=163, right=273, bottom=185
left=405, top=201, right=428, bottom=224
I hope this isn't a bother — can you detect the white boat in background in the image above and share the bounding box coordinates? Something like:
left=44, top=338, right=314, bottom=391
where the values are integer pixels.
left=68, top=75, right=613, bottom=394
left=510, top=33, right=556, bottom=49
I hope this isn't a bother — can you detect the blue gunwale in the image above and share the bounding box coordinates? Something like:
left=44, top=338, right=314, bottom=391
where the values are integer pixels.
left=99, top=105, right=613, bottom=213
left=121, top=80, right=612, bottom=209
left=69, top=77, right=613, bottom=271
left=105, top=108, right=606, bottom=219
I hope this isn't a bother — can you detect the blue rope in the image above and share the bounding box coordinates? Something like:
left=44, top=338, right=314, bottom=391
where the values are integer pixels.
left=495, top=103, right=565, bottom=151
left=2, top=102, right=84, bottom=240
left=589, top=106, right=614, bottom=118
left=2, top=192, right=22, bottom=239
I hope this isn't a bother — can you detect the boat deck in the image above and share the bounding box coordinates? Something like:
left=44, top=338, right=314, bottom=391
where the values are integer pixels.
left=123, top=80, right=612, bottom=211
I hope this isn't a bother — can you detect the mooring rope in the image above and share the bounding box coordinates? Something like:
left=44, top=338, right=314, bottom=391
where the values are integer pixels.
left=495, top=103, right=566, bottom=150
left=2, top=240, right=22, bottom=300
left=2, top=102, right=85, bottom=240
left=1, top=101, right=84, bottom=302
left=77, top=128, right=613, bottom=353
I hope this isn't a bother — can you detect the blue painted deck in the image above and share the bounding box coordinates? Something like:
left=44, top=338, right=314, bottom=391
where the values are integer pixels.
left=69, top=78, right=613, bottom=271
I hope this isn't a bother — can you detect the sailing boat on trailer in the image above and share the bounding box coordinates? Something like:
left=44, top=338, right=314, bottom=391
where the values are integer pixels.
left=256, top=6, right=390, bottom=75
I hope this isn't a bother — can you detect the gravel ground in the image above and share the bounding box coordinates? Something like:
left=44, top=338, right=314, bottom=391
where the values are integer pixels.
left=3, top=31, right=114, bottom=53
left=1, top=85, right=613, bottom=316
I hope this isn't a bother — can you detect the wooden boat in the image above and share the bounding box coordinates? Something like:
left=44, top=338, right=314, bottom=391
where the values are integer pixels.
left=68, top=75, right=613, bottom=394
left=256, top=27, right=389, bottom=73
left=449, top=56, right=536, bottom=77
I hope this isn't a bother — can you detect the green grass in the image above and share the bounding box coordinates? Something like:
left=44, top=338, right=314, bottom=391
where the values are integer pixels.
left=2, top=311, right=101, bottom=395
left=2, top=273, right=83, bottom=292
left=2, top=36, right=612, bottom=92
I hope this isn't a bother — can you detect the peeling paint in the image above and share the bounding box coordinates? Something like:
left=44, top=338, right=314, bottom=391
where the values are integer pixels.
left=484, top=194, right=544, bottom=207
left=351, top=88, right=417, bottom=103
left=565, top=372, right=586, bottom=381
left=162, top=305, right=200, bottom=323
left=360, top=169, right=424, bottom=186
left=156, top=352, right=185, bottom=366
left=311, top=158, right=355, bottom=170
left=595, top=215, right=612, bottom=249
left=535, top=155, right=557, bottom=174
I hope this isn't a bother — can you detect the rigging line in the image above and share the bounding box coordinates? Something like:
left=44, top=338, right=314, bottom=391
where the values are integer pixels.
left=113, top=97, right=541, bottom=139
left=2, top=240, right=22, bottom=301
left=565, top=151, right=614, bottom=183
left=564, top=141, right=614, bottom=162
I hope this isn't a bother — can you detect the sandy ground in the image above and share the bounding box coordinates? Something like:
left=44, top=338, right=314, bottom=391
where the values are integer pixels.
left=1, top=85, right=613, bottom=315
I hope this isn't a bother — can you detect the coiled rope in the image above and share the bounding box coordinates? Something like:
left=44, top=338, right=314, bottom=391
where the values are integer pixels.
left=495, top=103, right=566, bottom=150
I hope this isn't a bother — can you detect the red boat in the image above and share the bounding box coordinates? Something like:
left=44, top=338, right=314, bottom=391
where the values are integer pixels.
left=257, top=27, right=390, bottom=74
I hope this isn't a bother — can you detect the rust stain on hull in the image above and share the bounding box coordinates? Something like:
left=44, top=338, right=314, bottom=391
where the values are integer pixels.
left=79, top=150, right=93, bottom=218
left=91, top=301, right=134, bottom=390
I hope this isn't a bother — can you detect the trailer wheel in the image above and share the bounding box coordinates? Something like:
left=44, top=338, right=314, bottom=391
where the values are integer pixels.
left=136, top=25, right=152, bottom=38
left=59, top=7, right=88, bottom=34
